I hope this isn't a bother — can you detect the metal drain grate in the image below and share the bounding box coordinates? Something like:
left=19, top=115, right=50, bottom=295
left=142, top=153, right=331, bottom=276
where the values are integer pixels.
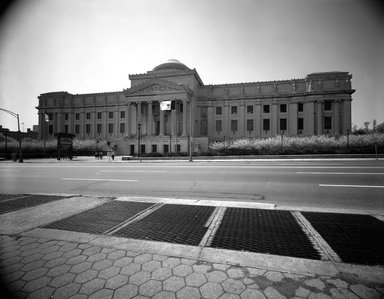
left=113, top=204, right=215, bottom=246
left=43, top=201, right=154, bottom=235
left=210, top=208, right=321, bottom=260
left=302, top=212, right=384, bottom=265
left=0, top=194, right=67, bottom=214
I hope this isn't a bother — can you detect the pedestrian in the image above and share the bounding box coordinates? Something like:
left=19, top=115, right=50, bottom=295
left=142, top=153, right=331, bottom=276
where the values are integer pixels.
left=12, top=152, right=17, bottom=162
left=111, top=151, right=115, bottom=161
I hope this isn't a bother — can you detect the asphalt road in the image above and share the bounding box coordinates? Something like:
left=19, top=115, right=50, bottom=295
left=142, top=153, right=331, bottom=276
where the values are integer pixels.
left=0, top=159, right=383, bottom=213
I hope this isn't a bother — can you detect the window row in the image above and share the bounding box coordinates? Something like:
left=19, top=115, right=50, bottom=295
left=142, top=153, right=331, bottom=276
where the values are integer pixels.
left=213, top=118, right=305, bottom=133
left=214, top=103, right=304, bottom=116
left=66, top=111, right=126, bottom=121
left=48, top=123, right=127, bottom=135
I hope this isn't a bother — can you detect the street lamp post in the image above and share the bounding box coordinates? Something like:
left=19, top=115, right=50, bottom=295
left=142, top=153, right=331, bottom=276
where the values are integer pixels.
left=0, top=108, right=23, bottom=162
left=178, top=83, right=193, bottom=162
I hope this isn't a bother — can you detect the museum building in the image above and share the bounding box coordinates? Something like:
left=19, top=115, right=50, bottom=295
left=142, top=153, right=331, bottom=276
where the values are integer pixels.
left=36, top=59, right=354, bottom=155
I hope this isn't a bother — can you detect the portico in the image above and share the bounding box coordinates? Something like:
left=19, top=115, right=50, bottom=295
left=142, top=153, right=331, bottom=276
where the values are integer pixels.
left=123, top=79, right=193, bottom=155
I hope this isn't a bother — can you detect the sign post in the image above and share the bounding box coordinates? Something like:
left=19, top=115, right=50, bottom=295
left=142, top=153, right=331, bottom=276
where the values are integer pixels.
left=55, top=133, right=75, bottom=160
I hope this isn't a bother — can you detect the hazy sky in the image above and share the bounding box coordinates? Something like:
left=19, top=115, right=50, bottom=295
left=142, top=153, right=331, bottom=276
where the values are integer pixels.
left=0, top=0, right=383, bottom=132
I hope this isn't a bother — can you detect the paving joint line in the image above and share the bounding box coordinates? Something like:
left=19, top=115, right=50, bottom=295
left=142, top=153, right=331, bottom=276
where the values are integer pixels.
left=103, top=203, right=164, bottom=235
left=292, top=211, right=341, bottom=263
left=199, top=207, right=227, bottom=248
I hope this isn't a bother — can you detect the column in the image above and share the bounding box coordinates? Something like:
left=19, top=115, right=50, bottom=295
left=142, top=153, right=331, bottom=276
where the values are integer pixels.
left=239, top=103, right=245, bottom=137
left=147, top=101, right=153, bottom=136
left=342, top=99, right=352, bottom=135
left=271, top=102, right=278, bottom=135
left=289, top=103, right=298, bottom=136
left=334, top=100, right=340, bottom=135
left=171, top=104, right=176, bottom=136
left=127, top=103, right=132, bottom=136
left=255, top=104, right=261, bottom=137
left=137, top=102, right=142, bottom=126
left=159, top=106, right=165, bottom=136
left=317, top=101, right=323, bottom=135
left=182, top=100, right=187, bottom=137
left=304, top=101, right=315, bottom=135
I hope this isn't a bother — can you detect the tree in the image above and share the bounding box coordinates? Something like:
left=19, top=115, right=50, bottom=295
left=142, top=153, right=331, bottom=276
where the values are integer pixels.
left=376, top=122, right=384, bottom=134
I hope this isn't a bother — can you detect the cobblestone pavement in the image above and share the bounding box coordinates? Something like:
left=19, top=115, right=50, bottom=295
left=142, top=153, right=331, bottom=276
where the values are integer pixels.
left=1, top=235, right=383, bottom=299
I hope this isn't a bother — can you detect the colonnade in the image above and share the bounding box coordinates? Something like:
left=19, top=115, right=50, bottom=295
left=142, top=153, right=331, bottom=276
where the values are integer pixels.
left=127, top=99, right=189, bottom=138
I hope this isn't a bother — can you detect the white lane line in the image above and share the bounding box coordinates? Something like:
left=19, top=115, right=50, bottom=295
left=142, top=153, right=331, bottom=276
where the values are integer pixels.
left=297, top=172, right=384, bottom=175
left=61, top=178, right=138, bottom=182
left=319, top=184, right=384, bottom=189
left=99, top=170, right=167, bottom=173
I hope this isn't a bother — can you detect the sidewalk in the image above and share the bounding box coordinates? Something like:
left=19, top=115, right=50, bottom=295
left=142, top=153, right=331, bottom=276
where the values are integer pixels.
left=1, top=155, right=383, bottom=164
left=1, top=196, right=383, bottom=299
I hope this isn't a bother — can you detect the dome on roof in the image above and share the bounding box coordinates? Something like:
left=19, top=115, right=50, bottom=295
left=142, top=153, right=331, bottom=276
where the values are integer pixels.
left=153, top=59, right=190, bottom=71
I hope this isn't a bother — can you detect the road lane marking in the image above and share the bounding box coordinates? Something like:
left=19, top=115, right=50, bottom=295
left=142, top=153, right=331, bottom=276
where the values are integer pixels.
left=61, top=178, right=138, bottom=182
left=319, top=184, right=384, bottom=188
left=297, top=172, right=384, bottom=175
left=99, top=170, right=167, bottom=173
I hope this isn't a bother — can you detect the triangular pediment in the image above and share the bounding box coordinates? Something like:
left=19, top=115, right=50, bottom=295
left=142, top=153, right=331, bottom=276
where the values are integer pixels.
left=124, top=79, right=185, bottom=97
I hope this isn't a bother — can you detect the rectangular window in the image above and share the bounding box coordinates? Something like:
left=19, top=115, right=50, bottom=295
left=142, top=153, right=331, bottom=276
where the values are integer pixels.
left=201, top=107, right=207, bottom=118
left=163, top=144, right=169, bottom=154
left=97, top=124, right=102, bottom=134
left=324, top=100, right=332, bottom=111
left=263, top=119, right=270, bottom=131
left=216, top=120, right=222, bottom=132
left=216, top=107, right=222, bottom=115
left=120, top=123, right=125, bottom=134
left=298, top=118, right=304, bottom=131
left=65, top=113, right=68, bottom=121
left=109, top=111, right=113, bottom=119
left=280, top=104, right=287, bottom=113
left=280, top=118, right=287, bottom=131
left=97, top=112, right=102, bottom=119
left=64, top=125, right=68, bottom=134
left=201, top=120, right=208, bottom=136
left=152, top=144, right=157, bottom=153
left=298, top=103, right=304, bottom=112
left=48, top=113, right=53, bottom=121
left=86, top=112, right=91, bottom=120
left=75, top=124, right=80, bottom=134
left=231, top=106, right=237, bottom=114
left=48, top=125, right=53, bottom=134
left=247, top=105, right=253, bottom=114
left=231, top=119, right=238, bottom=132
left=324, top=116, right=332, bottom=130
left=75, top=113, right=80, bottom=120
left=108, top=123, right=113, bottom=134
left=120, top=111, right=125, bottom=118
left=246, top=119, right=254, bottom=132
left=85, top=124, right=91, bottom=134
left=263, top=105, right=270, bottom=113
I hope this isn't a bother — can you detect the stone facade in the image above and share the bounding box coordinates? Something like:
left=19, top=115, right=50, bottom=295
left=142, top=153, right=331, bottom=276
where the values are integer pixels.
left=36, top=59, right=354, bottom=154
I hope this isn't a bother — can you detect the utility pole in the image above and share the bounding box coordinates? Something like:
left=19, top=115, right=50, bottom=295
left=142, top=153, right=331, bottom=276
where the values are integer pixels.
left=0, top=108, right=23, bottom=162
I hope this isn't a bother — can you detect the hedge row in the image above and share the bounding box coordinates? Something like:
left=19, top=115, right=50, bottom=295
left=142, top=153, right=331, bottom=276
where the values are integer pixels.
left=0, top=138, right=109, bottom=159
left=209, top=134, right=384, bottom=155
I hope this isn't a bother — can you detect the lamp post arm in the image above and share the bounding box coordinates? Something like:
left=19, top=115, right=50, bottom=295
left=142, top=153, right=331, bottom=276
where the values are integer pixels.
left=0, top=107, right=23, bottom=162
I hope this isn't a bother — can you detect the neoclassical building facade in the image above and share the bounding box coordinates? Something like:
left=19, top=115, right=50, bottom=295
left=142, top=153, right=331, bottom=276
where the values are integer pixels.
left=37, top=59, right=354, bottom=155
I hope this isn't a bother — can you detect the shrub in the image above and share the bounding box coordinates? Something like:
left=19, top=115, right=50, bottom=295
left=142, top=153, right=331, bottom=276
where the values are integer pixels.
left=209, top=134, right=384, bottom=155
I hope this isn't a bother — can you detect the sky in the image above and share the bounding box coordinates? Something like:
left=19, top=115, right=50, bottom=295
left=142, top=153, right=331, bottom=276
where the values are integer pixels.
left=0, top=0, right=383, bottom=132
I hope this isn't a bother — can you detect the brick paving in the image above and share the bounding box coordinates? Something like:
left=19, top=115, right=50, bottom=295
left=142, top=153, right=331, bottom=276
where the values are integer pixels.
left=1, top=235, right=383, bottom=299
